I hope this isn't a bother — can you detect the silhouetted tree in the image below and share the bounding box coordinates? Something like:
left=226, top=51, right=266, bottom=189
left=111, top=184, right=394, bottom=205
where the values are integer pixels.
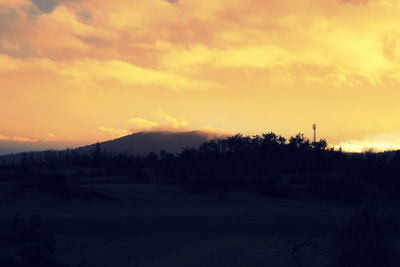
left=1, top=213, right=79, bottom=267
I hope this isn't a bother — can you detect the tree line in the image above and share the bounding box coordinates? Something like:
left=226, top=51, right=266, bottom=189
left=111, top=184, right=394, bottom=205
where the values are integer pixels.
left=1, top=132, right=400, bottom=198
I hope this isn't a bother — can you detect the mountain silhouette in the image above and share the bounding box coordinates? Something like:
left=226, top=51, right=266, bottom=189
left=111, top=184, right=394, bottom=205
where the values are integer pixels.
left=76, top=130, right=228, bottom=155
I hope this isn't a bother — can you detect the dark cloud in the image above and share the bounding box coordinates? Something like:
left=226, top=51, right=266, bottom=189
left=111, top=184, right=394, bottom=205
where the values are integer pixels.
left=78, top=10, right=92, bottom=22
left=31, top=0, right=58, bottom=13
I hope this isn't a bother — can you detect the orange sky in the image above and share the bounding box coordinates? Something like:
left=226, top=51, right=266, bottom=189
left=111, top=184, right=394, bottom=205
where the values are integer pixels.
left=1, top=0, right=400, bottom=153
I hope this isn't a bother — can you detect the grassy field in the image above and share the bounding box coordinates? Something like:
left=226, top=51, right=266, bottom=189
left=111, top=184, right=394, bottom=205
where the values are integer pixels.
left=0, top=181, right=396, bottom=267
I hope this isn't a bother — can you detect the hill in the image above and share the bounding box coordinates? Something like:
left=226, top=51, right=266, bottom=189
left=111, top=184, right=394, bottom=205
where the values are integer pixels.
left=0, top=131, right=228, bottom=163
left=76, top=130, right=227, bottom=156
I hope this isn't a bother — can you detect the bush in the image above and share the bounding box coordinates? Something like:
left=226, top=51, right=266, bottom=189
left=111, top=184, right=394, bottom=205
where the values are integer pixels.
left=332, top=203, right=400, bottom=267
left=303, top=176, right=362, bottom=203
left=0, top=213, right=83, bottom=267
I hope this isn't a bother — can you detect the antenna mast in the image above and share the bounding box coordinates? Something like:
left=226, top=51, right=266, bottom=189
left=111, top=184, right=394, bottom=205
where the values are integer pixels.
left=312, top=123, right=317, bottom=143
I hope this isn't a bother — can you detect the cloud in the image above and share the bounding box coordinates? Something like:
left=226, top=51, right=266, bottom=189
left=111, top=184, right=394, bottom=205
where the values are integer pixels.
left=98, top=127, right=131, bottom=138
left=161, top=44, right=290, bottom=71
left=0, top=134, right=38, bottom=143
left=0, top=54, right=26, bottom=71
left=0, top=0, right=30, bottom=9
left=31, top=0, right=58, bottom=13
left=53, top=59, right=221, bottom=91
left=102, top=113, right=229, bottom=141
left=99, top=112, right=228, bottom=141
left=157, top=110, right=188, bottom=129
left=200, top=126, right=233, bottom=137
left=128, top=111, right=189, bottom=133
left=44, top=133, right=74, bottom=141
left=0, top=55, right=221, bottom=91
left=3, top=0, right=400, bottom=151
left=1, top=0, right=398, bottom=87
left=341, top=0, right=374, bottom=5
left=128, top=118, right=159, bottom=130
left=336, top=132, right=400, bottom=152
left=159, top=27, right=394, bottom=86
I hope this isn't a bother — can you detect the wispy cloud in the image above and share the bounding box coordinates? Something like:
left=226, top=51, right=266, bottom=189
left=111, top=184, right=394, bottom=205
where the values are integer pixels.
left=98, top=127, right=131, bottom=138
left=0, top=134, right=38, bottom=143
left=0, top=55, right=222, bottom=91
left=128, top=111, right=189, bottom=133
left=128, top=118, right=159, bottom=131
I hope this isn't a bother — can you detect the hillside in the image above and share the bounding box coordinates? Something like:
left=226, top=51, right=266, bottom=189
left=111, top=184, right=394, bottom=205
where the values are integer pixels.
left=76, top=130, right=227, bottom=156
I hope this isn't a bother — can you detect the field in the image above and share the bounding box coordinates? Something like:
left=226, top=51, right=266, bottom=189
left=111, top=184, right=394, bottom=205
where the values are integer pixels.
left=1, top=179, right=392, bottom=267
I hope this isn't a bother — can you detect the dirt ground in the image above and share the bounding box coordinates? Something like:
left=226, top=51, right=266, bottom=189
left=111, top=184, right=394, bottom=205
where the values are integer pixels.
left=0, top=182, right=392, bottom=267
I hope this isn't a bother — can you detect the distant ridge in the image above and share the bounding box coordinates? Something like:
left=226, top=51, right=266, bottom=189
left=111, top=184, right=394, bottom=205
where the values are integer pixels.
left=76, top=130, right=228, bottom=156
left=0, top=130, right=229, bottom=163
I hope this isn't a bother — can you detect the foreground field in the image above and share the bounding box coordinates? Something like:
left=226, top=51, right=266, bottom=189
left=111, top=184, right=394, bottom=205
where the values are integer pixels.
left=0, top=182, right=395, bottom=267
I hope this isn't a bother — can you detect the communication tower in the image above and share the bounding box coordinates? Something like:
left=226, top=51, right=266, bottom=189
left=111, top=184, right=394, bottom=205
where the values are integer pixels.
left=313, top=123, right=317, bottom=143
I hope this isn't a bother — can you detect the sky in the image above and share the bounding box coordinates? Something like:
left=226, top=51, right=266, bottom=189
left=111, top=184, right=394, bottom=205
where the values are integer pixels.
left=1, top=0, right=400, bottom=154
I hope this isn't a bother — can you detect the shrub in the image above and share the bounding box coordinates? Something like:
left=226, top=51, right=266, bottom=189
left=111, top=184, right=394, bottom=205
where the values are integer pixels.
left=303, top=176, right=362, bottom=203
left=332, top=203, right=400, bottom=267
left=0, top=213, right=82, bottom=267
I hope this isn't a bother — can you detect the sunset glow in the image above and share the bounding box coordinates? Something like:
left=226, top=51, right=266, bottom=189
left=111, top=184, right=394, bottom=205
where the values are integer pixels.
left=1, top=0, right=400, bottom=153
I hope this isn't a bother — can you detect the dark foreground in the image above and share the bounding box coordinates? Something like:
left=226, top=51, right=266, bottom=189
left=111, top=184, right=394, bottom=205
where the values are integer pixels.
left=2, top=182, right=397, bottom=267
